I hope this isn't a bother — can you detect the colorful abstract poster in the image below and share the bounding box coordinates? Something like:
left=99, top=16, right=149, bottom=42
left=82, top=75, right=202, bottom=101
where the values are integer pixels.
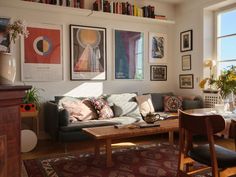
left=70, top=25, right=106, bottom=80
left=115, top=30, right=144, bottom=80
left=21, top=24, right=63, bottom=81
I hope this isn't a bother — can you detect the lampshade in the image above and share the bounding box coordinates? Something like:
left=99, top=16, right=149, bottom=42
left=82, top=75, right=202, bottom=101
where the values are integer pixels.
left=203, top=59, right=216, bottom=68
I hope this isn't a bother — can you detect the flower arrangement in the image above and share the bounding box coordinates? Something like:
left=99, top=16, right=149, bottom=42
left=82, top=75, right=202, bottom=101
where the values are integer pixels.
left=199, top=65, right=236, bottom=99
left=7, top=19, right=29, bottom=44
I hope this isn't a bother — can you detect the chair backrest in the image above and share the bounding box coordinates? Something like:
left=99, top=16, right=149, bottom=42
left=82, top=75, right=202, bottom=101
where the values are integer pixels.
left=178, top=110, right=225, bottom=135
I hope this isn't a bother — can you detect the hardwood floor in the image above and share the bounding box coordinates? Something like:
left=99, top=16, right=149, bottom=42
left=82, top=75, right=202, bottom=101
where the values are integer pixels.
left=21, top=133, right=236, bottom=160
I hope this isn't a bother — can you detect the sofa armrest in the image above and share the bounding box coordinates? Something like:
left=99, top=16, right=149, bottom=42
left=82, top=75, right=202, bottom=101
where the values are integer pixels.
left=44, top=101, right=60, bottom=141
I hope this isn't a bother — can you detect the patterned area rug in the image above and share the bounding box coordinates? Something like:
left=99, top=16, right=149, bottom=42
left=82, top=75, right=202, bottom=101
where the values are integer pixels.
left=23, top=143, right=210, bottom=177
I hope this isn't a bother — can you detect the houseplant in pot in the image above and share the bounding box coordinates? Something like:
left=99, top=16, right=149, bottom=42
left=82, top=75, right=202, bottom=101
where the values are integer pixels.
left=0, top=19, right=28, bottom=85
left=199, top=65, right=236, bottom=111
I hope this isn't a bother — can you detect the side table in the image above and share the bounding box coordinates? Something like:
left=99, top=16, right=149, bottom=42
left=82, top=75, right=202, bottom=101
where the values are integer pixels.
left=20, top=111, right=39, bottom=136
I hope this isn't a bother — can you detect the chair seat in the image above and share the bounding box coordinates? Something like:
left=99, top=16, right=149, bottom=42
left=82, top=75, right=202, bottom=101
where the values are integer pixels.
left=189, top=144, right=236, bottom=168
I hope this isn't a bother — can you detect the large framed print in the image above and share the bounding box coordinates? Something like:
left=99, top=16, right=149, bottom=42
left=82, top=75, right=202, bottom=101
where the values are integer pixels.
left=149, top=32, right=167, bottom=63
left=115, top=29, right=144, bottom=80
left=150, top=65, right=167, bottom=81
left=21, top=23, right=63, bottom=81
left=179, top=74, right=194, bottom=89
left=0, top=17, right=10, bottom=53
left=70, top=25, right=106, bottom=80
left=180, top=30, right=192, bottom=52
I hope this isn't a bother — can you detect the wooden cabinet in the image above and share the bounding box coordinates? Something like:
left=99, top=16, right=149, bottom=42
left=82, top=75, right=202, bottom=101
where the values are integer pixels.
left=0, top=85, right=31, bottom=177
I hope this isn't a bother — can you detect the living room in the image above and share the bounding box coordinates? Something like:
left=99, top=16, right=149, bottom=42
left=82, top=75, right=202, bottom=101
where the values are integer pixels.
left=0, top=0, right=236, bottom=176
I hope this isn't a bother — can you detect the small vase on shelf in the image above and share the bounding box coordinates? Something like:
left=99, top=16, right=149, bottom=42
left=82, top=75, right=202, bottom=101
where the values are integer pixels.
left=0, top=52, right=16, bottom=85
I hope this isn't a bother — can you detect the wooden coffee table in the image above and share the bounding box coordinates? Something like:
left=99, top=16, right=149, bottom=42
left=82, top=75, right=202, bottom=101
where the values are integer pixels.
left=83, top=119, right=179, bottom=167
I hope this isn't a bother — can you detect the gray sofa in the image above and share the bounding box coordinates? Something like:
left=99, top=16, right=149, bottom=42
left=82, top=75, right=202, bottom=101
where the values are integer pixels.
left=44, top=92, right=203, bottom=142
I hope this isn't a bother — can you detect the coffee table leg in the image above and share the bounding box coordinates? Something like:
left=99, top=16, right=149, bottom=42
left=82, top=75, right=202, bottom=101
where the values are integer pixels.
left=95, top=140, right=100, bottom=158
left=169, top=131, right=174, bottom=145
left=106, top=138, right=113, bottom=167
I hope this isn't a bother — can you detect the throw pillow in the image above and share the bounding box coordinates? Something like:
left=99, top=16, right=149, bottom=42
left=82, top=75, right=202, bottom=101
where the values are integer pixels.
left=113, top=102, right=140, bottom=117
left=164, top=96, right=183, bottom=112
left=61, top=99, right=97, bottom=122
left=135, top=94, right=155, bottom=115
left=89, top=97, right=114, bottom=119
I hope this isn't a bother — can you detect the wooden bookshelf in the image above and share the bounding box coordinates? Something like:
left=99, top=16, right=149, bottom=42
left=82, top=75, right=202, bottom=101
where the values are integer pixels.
left=0, top=0, right=175, bottom=25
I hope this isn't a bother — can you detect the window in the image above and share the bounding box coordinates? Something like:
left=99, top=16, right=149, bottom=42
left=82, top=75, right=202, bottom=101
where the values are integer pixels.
left=217, top=7, right=236, bottom=74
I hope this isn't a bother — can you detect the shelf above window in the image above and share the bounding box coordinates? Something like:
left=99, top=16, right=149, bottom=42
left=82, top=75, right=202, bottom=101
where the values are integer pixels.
left=0, top=0, right=175, bottom=25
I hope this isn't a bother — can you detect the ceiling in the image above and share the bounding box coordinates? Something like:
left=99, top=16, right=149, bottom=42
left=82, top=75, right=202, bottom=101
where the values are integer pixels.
left=154, top=0, right=186, bottom=4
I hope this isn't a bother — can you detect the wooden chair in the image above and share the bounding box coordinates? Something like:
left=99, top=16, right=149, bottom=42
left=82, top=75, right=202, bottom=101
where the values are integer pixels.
left=177, top=110, right=236, bottom=177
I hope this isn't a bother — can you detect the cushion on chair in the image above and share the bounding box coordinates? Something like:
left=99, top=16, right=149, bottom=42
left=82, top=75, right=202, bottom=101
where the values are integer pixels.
left=188, top=144, right=236, bottom=168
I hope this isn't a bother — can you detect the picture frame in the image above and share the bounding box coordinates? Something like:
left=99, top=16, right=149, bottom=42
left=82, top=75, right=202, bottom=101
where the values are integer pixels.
left=182, top=55, right=191, bottom=71
left=114, top=29, right=144, bottom=80
left=180, top=30, right=192, bottom=52
left=0, top=17, right=10, bottom=53
left=149, top=32, right=167, bottom=63
left=179, top=74, right=194, bottom=89
left=21, top=23, right=63, bottom=81
left=150, top=65, right=167, bottom=81
left=70, top=25, right=106, bottom=80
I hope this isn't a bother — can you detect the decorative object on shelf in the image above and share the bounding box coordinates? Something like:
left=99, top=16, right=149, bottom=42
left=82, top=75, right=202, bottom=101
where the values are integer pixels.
left=70, top=25, right=106, bottom=80
left=21, top=23, right=63, bottom=81
left=150, top=65, right=167, bottom=81
left=180, top=29, right=192, bottom=52
left=149, top=32, right=167, bottom=63
left=115, top=29, right=144, bottom=80
left=140, top=112, right=160, bottom=124
left=182, top=54, right=191, bottom=71
left=0, top=18, right=28, bottom=85
left=179, top=74, right=194, bottom=89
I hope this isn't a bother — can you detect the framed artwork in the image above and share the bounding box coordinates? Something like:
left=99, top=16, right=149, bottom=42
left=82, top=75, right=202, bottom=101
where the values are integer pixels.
left=180, top=30, right=192, bottom=52
left=150, top=65, right=167, bottom=81
left=182, top=55, right=191, bottom=71
left=0, top=17, right=10, bottom=53
left=179, top=74, right=194, bottom=89
left=115, top=29, right=144, bottom=80
left=21, top=23, right=63, bottom=81
left=149, top=32, right=167, bottom=63
left=70, top=25, right=106, bottom=80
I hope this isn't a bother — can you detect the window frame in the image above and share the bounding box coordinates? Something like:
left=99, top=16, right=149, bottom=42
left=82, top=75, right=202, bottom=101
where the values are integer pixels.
left=215, top=4, right=236, bottom=75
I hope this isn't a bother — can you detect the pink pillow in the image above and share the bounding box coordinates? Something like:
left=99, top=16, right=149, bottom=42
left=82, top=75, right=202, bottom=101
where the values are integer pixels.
left=89, top=97, right=114, bottom=119
left=164, top=96, right=183, bottom=112
left=62, top=99, right=97, bottom=122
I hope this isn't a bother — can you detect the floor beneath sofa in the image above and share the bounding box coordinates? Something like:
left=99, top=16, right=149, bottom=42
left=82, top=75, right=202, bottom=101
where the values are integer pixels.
left=21, top=133, right=235, bottom=161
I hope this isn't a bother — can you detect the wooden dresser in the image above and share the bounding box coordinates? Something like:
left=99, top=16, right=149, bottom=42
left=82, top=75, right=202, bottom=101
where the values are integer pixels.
left=0, top=85, right=31, bottom=177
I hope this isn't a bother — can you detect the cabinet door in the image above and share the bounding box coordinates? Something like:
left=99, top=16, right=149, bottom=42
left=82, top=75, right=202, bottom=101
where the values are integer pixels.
left=0, top=135, right=7, bottom=177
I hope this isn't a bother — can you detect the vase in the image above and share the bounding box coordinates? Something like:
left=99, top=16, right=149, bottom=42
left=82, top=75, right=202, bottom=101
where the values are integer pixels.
left=0, top=52, right=16, bottom=85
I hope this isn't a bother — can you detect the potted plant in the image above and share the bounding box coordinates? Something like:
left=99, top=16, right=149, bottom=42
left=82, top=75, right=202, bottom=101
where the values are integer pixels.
left=22, top=87, right=42, bottom=111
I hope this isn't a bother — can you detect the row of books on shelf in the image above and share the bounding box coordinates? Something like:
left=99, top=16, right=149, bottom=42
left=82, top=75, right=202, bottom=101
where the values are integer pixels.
left=23, top=0, right=84, bottom=8
left=93, top=1, right=159, bottom=19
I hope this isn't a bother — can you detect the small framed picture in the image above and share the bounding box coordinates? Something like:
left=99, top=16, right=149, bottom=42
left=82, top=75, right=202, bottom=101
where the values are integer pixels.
left=180, top=30, right=192, bottom=52
left=150, top=65, right=167, bottom=81
left=182, top=55, right=191, bottom=71
left=149, top=32, right=167, bottom=63
left=0, top=17, right=10, bottom=53
left=179, top=74, right=194, bottom=89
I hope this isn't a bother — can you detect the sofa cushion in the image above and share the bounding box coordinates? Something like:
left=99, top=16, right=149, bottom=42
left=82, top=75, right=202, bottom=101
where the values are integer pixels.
left=135, top=94, right=155, bottom=115
left=89, top=97, right=114, bottom=119
left=60, top=97, right=98, bottom=122
left=164, top=95, right=183, bottom=112
left=113, top=102, right=140, bottom=117
left=144, top=92, right=173, bottom=112
left=183, top=97, right=203, bottom=110
left=106, top=93, right=140, bottom=117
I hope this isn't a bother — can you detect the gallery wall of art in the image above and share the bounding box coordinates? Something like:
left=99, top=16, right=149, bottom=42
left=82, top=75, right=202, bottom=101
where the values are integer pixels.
left=0, top=0, right=177, bottom=102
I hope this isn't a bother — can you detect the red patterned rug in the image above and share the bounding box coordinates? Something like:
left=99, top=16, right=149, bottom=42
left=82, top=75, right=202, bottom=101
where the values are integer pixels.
left=23, top=143, right=210, bottom=177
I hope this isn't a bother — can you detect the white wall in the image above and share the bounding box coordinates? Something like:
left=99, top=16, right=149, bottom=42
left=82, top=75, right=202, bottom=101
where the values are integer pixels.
left=0, top=0, right=176, bottom=136
left=174, top=0, right=236, bottom=97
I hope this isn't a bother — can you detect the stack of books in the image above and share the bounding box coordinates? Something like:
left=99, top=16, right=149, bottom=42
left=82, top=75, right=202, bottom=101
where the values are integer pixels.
left=23, top=0, right=84, bottom=8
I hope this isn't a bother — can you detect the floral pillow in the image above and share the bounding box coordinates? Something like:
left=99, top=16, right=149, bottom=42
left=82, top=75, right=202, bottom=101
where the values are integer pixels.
left=164, top=96, right=183, bottom=112
left=89, top=97, right=114, bottom=119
